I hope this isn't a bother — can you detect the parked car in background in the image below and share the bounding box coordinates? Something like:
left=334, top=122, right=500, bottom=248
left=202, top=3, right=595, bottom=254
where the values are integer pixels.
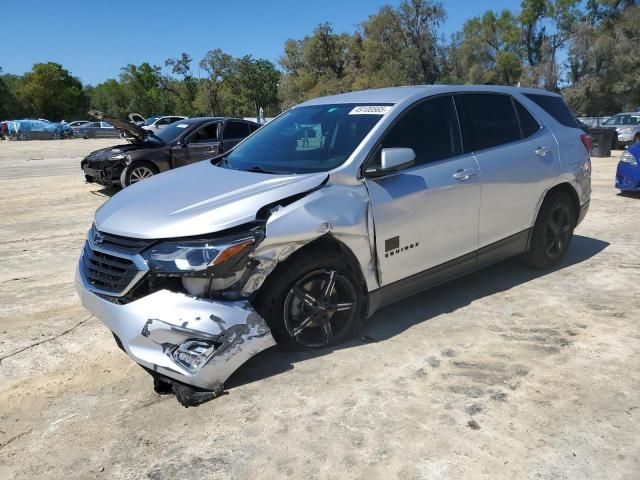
left=76, top=85, right=591, bottom=405
left=4, top=119, right=72, bottom=140
left=129, top=113, right=146, bottom=126
left=66, top=120, right=91, bottom=128
left=616, top=143, right=640, bottom=192
left=75, top=121, right=121, bottom=139
left=81, top=112, right=258, bottom=187
left=601, top=112, right=640, bottom=147
left=142, top=115, right=187, bottom=132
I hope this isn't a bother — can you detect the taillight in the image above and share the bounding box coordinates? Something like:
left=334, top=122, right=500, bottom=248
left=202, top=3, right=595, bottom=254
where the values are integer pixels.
left=580, top=134, right=593, bottom=153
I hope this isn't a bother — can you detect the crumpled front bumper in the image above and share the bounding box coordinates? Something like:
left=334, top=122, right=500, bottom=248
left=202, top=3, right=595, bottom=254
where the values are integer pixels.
left=75, top=265, right=276, bottom=391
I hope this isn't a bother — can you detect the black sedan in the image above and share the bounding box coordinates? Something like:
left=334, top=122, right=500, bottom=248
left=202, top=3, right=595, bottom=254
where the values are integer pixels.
left=81, top=112, right=259, bottom=187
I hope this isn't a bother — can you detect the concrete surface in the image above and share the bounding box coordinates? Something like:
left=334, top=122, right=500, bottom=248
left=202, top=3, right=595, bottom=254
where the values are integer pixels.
left=0, top=139, right=638, bottom=479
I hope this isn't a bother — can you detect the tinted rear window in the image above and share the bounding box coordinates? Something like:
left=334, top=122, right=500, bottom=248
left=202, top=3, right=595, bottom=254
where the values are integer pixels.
left=524, top=94, right=577, bottom=128
left=455, top=94, right=521, bottom=152
left=224, top=121, right=250, bottom=139
left=514, top=100, right=541, bottom=138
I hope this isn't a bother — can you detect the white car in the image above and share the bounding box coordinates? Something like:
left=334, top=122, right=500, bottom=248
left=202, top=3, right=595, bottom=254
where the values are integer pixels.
left=142, top=116, right=187, bottom=132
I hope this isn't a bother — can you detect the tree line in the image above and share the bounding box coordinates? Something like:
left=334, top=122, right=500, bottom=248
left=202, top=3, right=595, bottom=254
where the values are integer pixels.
left=1, top=0, right=638, bottom=122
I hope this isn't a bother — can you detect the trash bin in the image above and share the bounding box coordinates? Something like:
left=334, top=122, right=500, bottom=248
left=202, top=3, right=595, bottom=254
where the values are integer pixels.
left=586, top=127, right=616, bottom=157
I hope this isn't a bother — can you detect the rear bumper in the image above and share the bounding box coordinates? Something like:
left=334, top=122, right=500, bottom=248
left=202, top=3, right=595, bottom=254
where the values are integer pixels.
left=75, top=263, right=276, bottom=391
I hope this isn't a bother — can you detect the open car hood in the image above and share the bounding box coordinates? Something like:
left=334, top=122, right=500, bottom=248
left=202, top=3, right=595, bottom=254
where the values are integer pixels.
left=95, top=161, right=329, bottom=239
left=128, top=112, right=146, bottom=124
left=89, top=110, right=151, bottom=142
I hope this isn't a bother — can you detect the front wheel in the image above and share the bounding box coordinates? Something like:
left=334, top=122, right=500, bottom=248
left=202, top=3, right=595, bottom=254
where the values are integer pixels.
left=523, top=191, right=575, bottom=269
left=121, top=161, right=158, bottom=187
left=255, top=250, right=365, bottom=349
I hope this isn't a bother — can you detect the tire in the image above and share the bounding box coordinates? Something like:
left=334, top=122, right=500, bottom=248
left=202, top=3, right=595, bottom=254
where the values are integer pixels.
left=255, top=248, right=366, bottom=349
left=121, top=161, right=158, bottom=187
left=523, top=191, right=576, bottom=269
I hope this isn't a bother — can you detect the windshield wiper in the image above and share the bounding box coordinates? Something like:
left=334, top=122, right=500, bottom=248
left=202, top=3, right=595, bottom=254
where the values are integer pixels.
left=247, top=165, right=280, bottom=174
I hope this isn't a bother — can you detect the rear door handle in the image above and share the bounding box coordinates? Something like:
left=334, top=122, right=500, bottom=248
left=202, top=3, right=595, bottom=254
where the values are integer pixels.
left=453, top=169, right=479, bottom=181
left=535, top=146, right=551, bottom=157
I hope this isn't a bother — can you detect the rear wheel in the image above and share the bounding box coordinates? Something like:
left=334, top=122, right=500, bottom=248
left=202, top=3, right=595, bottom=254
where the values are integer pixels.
left=523, top=191, right=575, bottom=269
left=255, top=249, right=365, bottom=349
left=121, top=161, right=158, bottom=187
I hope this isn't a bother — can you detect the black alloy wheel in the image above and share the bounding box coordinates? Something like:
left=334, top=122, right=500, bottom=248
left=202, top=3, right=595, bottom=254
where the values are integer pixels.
left=523, top=191, right=575, bottom=269
left=544, top=203, right=572, bottom=259
left=283, top=269, right=358, bottom=348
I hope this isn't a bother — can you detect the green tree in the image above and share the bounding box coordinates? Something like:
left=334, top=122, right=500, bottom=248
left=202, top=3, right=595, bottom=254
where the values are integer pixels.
left=361, top=0, right=445, bottom=86
left=232, top=56, right=280, bottom=117
left=453, top=10, right=524, bottom=85
left=20, top=62, right=85, bottom=120
left=119, top=62, right=173, bottom=116
left=164, top=53, right=198, bottom=115
left=565, top=4, right=640, bottom=114
left=88, top=79, right=130, bottom=117
left=198, top=49, right=235, bottom=115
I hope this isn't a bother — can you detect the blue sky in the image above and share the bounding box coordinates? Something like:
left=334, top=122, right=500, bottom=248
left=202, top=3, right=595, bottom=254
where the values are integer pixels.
left=2, top=0, right=518, bottom=85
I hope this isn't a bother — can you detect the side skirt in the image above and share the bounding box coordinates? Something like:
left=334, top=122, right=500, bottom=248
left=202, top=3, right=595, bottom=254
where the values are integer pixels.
left=367, top=229, right=532, bottom=316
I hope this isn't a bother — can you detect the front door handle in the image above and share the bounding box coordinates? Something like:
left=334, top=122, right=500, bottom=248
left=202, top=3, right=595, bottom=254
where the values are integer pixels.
left=453, top=169, right=479, bottom=181
left=535, top=146, right=551, bottom=157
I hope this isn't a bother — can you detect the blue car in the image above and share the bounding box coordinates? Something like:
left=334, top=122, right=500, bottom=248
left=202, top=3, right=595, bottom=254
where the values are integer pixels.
left=616, top=143, right=640, bottom=192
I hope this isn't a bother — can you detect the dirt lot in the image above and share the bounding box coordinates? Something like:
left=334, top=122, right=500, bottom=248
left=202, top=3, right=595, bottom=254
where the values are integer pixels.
left=0, top=139, right=639, bottom=479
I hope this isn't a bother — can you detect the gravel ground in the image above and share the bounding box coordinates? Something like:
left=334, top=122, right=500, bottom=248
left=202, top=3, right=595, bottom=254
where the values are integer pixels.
left=0, top=139, right=639, bottom=479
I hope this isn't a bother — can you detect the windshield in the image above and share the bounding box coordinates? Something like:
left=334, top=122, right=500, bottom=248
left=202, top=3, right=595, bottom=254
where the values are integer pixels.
left=145, top=116, right=159, bottom=125
left=603, top=114, right=640, bottom=126
left=151, top=120, right=192, bottom=142
left=222, top=103, right=391, bottom=174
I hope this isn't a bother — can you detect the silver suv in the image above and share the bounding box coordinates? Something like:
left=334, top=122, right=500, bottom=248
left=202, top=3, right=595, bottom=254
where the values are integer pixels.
left=601, top=112, right=640, bottom=147
left=76, top=85, right=591, bottom=405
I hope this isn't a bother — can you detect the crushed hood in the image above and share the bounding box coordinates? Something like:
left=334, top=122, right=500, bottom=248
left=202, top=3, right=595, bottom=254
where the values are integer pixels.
left=89, top=110, right=151, bottom=142
left=95, top=161, right=328, bottom=239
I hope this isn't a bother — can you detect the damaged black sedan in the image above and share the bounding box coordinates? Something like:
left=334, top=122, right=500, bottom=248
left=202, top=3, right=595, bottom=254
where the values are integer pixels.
left=80, top=111, right=259, bottom=188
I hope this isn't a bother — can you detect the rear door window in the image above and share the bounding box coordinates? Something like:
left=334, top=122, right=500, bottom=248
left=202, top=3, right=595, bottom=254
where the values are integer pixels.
left=514, top=100, right=541, bottom=138
left=379, top=95, right=462, bottom=166
left=455, top=94, right=521, bottom=152
left=524, top=93, right=577, bottom=128
left=223, top=121, right=250, bottom=140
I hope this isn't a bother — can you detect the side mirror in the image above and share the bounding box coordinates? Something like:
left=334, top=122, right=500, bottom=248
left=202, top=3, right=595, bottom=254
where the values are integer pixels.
left=365, top=148, right=416, bottom=177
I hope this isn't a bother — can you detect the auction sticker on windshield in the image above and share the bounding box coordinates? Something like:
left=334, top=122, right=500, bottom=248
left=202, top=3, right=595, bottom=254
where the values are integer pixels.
left=349, top=106, right=392, bottom=115
left=175, top=124, right=189, bottom=128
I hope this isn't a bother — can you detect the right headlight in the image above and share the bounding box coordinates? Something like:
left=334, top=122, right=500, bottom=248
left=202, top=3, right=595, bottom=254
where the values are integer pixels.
left=141, top=229, right=263, bottom=276
left=620, top=150, right=638, bottom=166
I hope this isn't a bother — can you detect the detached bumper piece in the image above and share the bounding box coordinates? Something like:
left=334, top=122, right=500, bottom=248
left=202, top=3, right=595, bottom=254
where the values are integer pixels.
left=77, top=266, right=276, bottom=406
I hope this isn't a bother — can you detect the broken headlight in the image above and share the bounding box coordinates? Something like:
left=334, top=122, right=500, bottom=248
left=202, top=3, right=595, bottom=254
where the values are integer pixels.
left=141, top=230, right=262, bottom=276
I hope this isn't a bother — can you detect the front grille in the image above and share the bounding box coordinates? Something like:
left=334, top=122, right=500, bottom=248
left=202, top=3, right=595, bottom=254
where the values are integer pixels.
left=91, top=226, right=154, bottom=255
left=81, top=242, right=143, bottom=295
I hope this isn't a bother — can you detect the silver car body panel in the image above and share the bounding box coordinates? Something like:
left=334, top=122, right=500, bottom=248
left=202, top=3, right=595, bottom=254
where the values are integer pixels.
left=76, top=267, right=275, bottom=391
left=78, top=84, right=591, bottom=393
left=95, top=160, right=329, bottom=239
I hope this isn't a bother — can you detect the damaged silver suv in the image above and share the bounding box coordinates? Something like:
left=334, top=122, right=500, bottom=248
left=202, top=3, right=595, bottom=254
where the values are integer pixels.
left=77, top=85, right=591, bottom=406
